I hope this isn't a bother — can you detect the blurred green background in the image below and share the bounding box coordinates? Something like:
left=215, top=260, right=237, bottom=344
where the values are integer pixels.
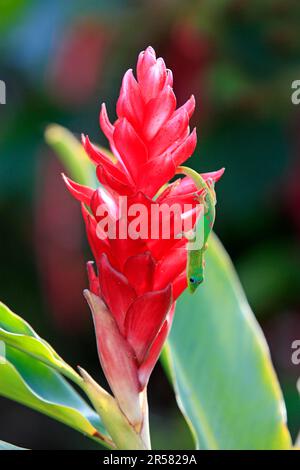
left=0, top=0, right=300, bottom=449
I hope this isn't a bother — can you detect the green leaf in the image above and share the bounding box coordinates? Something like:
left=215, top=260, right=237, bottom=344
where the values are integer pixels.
left=0, top=301, right=81, bottom=386
left=0, top=302, right=113, bottom=447
left=0, top=345, right=112, bottom=448
left=0, top=440, right=26, bottom=450
left=45, top=124, right=95, bottom=186
left=164, top=234, right=292, bottom=450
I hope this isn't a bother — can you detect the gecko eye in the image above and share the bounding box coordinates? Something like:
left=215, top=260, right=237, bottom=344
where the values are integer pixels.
left=189, top=278, right=195, bottom=284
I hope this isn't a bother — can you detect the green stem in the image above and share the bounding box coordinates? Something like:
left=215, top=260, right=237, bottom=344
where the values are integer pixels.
left=78, top=367, right=150, bottom=450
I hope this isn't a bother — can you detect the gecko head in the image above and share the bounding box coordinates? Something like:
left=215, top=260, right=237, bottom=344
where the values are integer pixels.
left=188, top=275, right=204, bottom=293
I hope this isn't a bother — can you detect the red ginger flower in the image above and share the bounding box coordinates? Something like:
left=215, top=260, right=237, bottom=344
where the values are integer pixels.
left=64, top=47, right=223, bottom=434
left=82, top=46, right=197, bottom=198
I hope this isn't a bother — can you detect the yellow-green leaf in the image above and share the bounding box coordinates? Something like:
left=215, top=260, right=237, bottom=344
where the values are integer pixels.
left=164, top=234, right=292, bottom=450
left=0, top=345, right=112, bottom=448
left=0, top=302, right=81, bottom=386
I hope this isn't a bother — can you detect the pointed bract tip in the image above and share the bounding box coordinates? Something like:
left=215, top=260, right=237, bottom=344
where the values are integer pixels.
left=77, top=365, right=88, bottom=381
left=61, top=172, right=72, bottom=189
left=61, top=173, right=74, bottom=191
left=201, top=167, right=225, bottom=184
left=83, top=288, right=92, bottom=303
left=86, top=261, right=99, bottom=295
left=215, top=167, right=225, bottom=181
left=77, top=366, right=115, bottom=404
left=77, top=366, right=102, bottom=390
left=145, top=46, right=156, bottom=57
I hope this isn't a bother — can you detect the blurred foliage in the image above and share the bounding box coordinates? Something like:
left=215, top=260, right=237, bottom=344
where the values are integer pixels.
left=0, top=0, right=299, bottom=448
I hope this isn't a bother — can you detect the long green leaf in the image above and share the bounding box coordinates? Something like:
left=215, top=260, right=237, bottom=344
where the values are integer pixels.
left=45, top=124, right=95, bottom=186
left=0, top=345, right=112, bottom=447
left=0, top=440, right=26, bottom=450
left=164, top=234, right=292, bottom=450
left=0, top=302, right=81, bottom=386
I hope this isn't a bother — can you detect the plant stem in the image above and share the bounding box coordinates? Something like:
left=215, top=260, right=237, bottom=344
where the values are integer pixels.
left=79, top=367, right=150, bottom=450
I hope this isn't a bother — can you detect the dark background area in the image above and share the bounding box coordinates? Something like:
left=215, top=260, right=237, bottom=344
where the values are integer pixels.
left=0, top=0, right=299, bottom=449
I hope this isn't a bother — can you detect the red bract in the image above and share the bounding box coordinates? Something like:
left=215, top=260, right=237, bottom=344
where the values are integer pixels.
left=64, top=47, right=223, bottom=432
left=82, top=46, right=197, bottom=198
left=64, top=180, right=201, bottom=426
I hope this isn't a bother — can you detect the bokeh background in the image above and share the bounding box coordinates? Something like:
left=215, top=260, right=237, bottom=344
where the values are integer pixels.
left=0, top=0, right=300, bottom=449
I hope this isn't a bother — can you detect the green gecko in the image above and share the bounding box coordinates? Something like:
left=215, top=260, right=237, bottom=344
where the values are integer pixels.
left=176, top=166, right=217, bottom=293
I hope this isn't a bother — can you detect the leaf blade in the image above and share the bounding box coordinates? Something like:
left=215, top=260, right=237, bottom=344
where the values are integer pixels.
left=45, top=124, right=94, bottom=186
left=164, top=234, right=292, bottom=450
left=0, top=302, right=81, bottom=386
left=0, top=345, right=112, bottom=447
left=0, top=440, right=26, bottom=450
